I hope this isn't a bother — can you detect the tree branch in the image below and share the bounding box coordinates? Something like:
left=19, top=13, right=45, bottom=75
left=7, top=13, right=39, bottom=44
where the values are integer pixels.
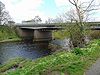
left=84, top=0, right=95, bottom=12
left=69, top=0, right=76, bottom=5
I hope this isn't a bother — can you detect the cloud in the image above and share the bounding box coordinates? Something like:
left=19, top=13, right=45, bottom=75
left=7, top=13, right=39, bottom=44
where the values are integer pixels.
left=1, top=0, right=100, bottom=22
left=55, top=0, right=68, bottom=7
left=55, top=0, right=100, bottom=9
left=0, top=0, right=45, bottom=23
left=55, top=0, right=100, bottom=21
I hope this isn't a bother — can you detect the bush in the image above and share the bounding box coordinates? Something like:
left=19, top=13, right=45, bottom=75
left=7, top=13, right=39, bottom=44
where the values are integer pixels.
left=89, top=30, right=100, bottom=39
left=0, top=26, right=18, bottom=41
left=72, top=48, right=83, bottom=55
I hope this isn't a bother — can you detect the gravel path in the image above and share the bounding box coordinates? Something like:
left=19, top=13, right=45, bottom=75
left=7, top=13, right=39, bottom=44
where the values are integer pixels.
left=85, top=58, right=100, bottom=75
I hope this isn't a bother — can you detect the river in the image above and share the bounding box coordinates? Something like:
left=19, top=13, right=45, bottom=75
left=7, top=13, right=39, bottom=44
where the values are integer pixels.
left=0, top=41, right=51, bottom=64
left=0, top=38, right=71, bottom=64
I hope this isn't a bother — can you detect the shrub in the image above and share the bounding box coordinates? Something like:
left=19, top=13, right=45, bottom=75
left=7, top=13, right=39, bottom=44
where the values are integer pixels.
left=89, top=30, right=100, bottom=39
left=72, top=48, right=83, bottom=55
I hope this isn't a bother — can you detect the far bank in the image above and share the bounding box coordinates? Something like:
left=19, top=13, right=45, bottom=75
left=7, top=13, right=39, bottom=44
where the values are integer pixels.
left=0, top=25, right=21, bottom=42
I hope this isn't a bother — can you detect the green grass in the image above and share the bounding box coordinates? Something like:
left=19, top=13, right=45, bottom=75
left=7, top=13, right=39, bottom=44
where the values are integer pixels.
left=0, top=39, right=100, bottom=75
left=0, top=26, right=19, bottom=42
left=52, top=30, right=69, bottom=39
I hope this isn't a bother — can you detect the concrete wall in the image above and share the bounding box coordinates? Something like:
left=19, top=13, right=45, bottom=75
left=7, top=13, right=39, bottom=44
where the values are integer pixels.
left=16, top=27, right=34, bottom=40
left=34, top=30, right=52, bottom=41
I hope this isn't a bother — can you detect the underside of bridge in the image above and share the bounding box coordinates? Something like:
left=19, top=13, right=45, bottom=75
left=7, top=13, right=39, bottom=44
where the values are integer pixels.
left=16, top=27, right=53, bottom=42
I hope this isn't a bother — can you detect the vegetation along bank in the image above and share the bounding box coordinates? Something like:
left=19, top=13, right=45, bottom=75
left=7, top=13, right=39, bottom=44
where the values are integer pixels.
left=0, top=25, right=20, bottom=42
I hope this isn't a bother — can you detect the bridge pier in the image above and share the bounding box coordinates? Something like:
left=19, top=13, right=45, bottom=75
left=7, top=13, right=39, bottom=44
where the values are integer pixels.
left=34, top=30, right=52, bottom=42
left=16, top=27, right=34, bottom=41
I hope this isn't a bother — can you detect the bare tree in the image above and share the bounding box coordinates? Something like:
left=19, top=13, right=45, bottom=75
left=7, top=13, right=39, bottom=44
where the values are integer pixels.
left=33, top=16, right=42, bottom=24
left=45, top=16, right=64, bottom=24
left=45, top=18, right=54, bottom=24
left=68, top=0, right=99, bottom=22
left=0, top=1, right=11, bottom=25
left=67, top=0, right=100, bottom=47
left=22, top=16, right=42, bottom=24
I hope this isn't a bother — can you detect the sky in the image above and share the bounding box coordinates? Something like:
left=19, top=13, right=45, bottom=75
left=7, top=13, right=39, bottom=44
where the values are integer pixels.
left=0, top=0, right=100, bottom=23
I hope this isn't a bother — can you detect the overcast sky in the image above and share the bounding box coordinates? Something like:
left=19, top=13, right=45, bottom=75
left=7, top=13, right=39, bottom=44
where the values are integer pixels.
left=0, top=0, right=100, bottom=23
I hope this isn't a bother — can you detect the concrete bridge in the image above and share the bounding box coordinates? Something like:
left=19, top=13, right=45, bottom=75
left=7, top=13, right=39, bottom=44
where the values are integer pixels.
left=15, top=22, right=100, bottom=41
left=15, top=23, right=62, bottom=41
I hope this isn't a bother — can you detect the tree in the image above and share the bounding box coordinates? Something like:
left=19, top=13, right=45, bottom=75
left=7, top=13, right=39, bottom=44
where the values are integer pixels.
left=33, top=16, right=42, bottom=23
left=67, top=0, right=99, bottom=47
left=45, top=16, right=64, bottom=24
left=0, top=1, right=11, bottom=25
left=22, top=16, right=42, bottom=24
left=45, top=18, right=53, bottom=24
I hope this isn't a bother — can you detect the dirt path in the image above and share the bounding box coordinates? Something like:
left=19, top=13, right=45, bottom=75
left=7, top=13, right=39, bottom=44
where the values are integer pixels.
left=85, top=58, right=100, bottom=75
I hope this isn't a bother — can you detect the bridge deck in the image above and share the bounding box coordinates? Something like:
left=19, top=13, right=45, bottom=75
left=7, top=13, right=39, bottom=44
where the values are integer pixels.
left=20, top=27, right=62, bottom=30
left=16, top=23, right=62, bottom=30
left=15, top=23, right=57, bottom=27
left=16, top=22, right=100, bottom=30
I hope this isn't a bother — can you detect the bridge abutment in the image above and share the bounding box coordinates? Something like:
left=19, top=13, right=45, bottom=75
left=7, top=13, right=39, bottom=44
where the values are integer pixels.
left=16, top=27, right=34, bottom=40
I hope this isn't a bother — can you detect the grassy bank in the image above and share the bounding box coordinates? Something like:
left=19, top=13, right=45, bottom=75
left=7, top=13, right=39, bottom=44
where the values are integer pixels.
left=0, top=38, right=21, bottom=43
left=0, top=39, right=100, bottom=75
left=52, top=30, right=69, bottom=39
left=0, top=26, right=20, bottom=42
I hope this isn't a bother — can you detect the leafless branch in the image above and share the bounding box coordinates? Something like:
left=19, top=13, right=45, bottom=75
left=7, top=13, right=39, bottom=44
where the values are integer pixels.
left=0, top=1, right=12, bottom=25
left=84, top=0, right=95, bottom=12
left=69, top=0, right=76, bottom=5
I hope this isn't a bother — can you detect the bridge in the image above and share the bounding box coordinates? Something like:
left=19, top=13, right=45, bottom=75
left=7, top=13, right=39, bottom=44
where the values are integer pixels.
left=15, top=23, right=62, bottom=41
left=15, top=22, right=100, bottom=42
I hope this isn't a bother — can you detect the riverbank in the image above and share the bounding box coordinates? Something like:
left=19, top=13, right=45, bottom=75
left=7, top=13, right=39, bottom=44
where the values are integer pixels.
left=0, top=38, right=21, bottom=43
left=0, top=39, right=100, bottom=75
left=0, top=26, right=20, bottom=43
left=52, top=30, right=68, bottom=39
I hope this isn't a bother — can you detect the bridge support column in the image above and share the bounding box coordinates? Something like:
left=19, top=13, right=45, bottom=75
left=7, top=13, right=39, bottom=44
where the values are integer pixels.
left=16, top=27, right=34, bottom=41
left=34, top=30, right=52, bottom=42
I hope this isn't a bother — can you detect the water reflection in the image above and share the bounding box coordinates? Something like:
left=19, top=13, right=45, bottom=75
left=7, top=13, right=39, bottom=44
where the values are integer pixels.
left=0, top=41, right=51, bottom=64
